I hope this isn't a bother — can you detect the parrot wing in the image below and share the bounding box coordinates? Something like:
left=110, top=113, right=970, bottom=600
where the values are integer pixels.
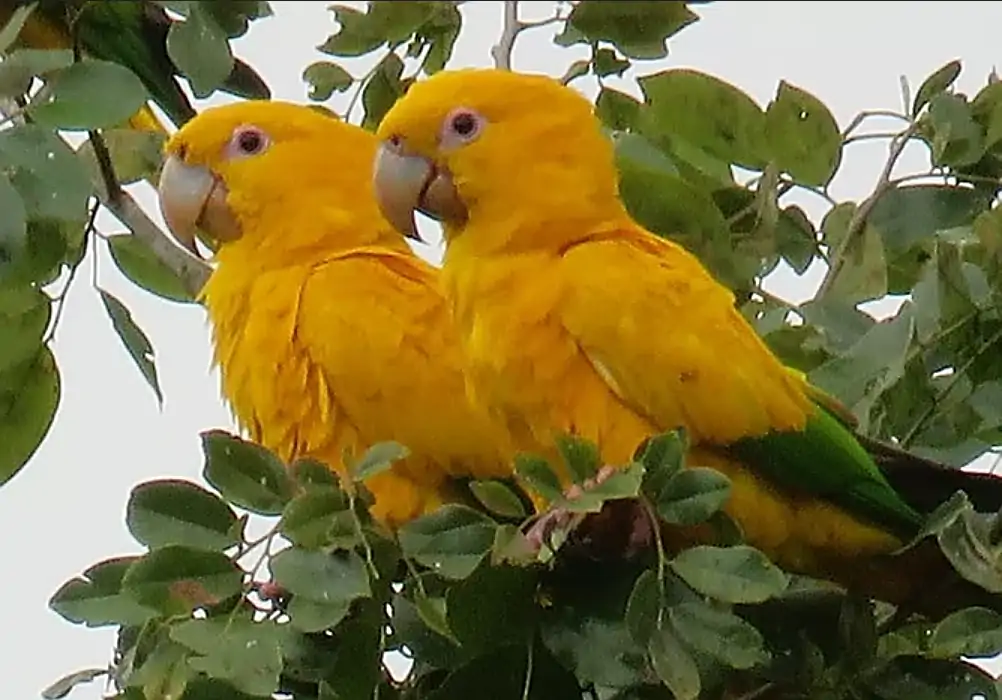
left=557, top=230, right=922, bottom=535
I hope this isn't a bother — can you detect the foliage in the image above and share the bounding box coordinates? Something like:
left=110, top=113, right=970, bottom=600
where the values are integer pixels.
left=2, top=1, right=1002, bottom=698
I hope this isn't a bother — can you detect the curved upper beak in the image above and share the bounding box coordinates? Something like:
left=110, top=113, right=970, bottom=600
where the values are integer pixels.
left=157, top=154, right=241, bottom=256
left=372, top=140, right=467, bottom=242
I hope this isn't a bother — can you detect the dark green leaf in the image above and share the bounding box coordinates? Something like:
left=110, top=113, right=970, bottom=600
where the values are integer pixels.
left=49, top=556, right=156, bottom=627
left=514, top=453, right=565, bottom=503
left=318, top=6, right=384, bottom=57
left=0, top=124, right=92, bottom=222
left=764, top=80, right=842, bottom=186
left=77, top=129, right=165, bottom=187
left=669, top=602, right=769, bottom=669
left=350, top=440, right=409, bottom=481
left=926, top=93, right=986, bottom=168
left=556, top=434, right=601, bottom=484
left=302, top=61, right=353, bottom=101
left=29, top=60, right=148, bottom=130
left=469, top=480, right=527, bottom=519
left=361, top=52, right=405, bottom=130
left=200, top=430, right=295, bottom=516
left=107, top=234, right=195, bottom=304
left=414, top=593, right=456, bottom=643
left=776, top=204, right=818, bottom=275
left=417, top=2, right=462, bottom=74
left=398, top=504, right=498, bottom=580
left=126, top=638, right=191, bottom=699
left=126, top=479, right=240, bottom=551
left=0, top=48, right=73, bottom=98
left=320, top=3, right=433, bottom=57
left=0, top=346, right=60, bottom=486
left=176, top=678, right=261, bottom=700
left=0, top=285, right=49, bottom=374
left=167, top=3, right=234, bottom=98
left=171, top=618, right=283, bottom=696
left=596, top=87, right=642, bottom=131
left=625, top=569, right=660, bottom=646
left=670, top=545, right=789, bottom=603
left=41, top=668, right=107, bottom=700
left=821, top=202, right=888, bottom=304
left=559, top=1, right=698, bottom=59
left=289, top=457, right=341, bottom=490
left=122, top=545, right=243, bottom=615
left=869, top=184, right=988, bottom=252
left=913, top=60, right=962, bottom=116
left=929, top=607, right=1002, bottom=659
left=279, top=487, right=355, bottom=550
left=648, top=625, right=700, bottom=700
left=0, top=173, right=27, bottom=275
left=286, top=596, right=353, bottom=633
left=270, top=547, right=371, bottom=608
left=447, top=564, right=538, bottom=656
left=98, top=289, right=162, bottom=405
left=654, top=467, right=731, bottom=525
left=639, top=68, right=766, bottom=169
left=592, top=47, right=631, bottom=77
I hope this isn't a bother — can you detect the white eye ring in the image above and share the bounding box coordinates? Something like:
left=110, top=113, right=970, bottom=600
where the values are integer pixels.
left=230, top=125, right=270, bottom=157
left=440, top=107, right=485, bottom=148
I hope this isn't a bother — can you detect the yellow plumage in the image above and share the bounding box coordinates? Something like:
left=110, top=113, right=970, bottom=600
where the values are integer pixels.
left=163, top=101, right=510, bottom=526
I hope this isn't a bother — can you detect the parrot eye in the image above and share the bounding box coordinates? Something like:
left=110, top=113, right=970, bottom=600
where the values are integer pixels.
left=228, top=125, right=270, bottom=158
left=440, top=107, right=484, bottom=149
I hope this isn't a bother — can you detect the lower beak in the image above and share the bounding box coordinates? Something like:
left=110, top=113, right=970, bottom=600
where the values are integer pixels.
left=157, top=155, right=241, bottom=256
left=372, top=143, right=467, bottom=242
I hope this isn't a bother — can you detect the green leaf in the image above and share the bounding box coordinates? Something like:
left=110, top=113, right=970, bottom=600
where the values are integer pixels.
left=28, top=60, right=148, bottom=130
left=361, top=52, right=405, bottom=130
left=98, top=289, right=162, bottom=405
left=171, top=618, right=283, bottom=697
left=648, top=625, right=700, bottom=700
left=270, top=548, right=370, bottom=631
left=350, top=440, right=409, bottom=481
left=625, top=569, right=660, bottom=646
left=77, top=128, right=166, bottom=187
left=49, top=556, right=156, bottom=627
left=869, top=184, right=988, bottom=252
left=469, top=479, right=527, bottom=519
left=596, top=87, right=642, bottom=131
left=122, top=545, right=243, bottom=615
left=318, top=6, right=385, bottom=57
left=639, top=68, right=766, bottom=169
left=289, top=457, right=341, bottom=489
left=446, top=564, right=538, bottom=656
left=0, top=124, right=92, bottom=222
left=929, top=607, right=1002, bottom=659
left=320, top=3, right=434, bottom=57
left=653, top=467, right=731, bottom=526
left=200, top=430, right=295, bottom=516
left=41, top=668, right=107, bottom=700
left=559, top=1, right=698, bottom=59
left=0, top=346, right=60, bottom=486
left=167, top=3, right=234, bottom=98
left=398, top=504, right=498, bottom=579
left=514, top=453, right=565, bottom=503
left=302, top=61, right=353, bottom=101
left=776, top=204, right=818, bottom=275
left=107, top=234, right=195, bottom=304
left=279, top=487, right=355, bottom=550
left=670, top=545, right=789, bottom=603
left=0, top=3, right=36, bottom=54
left=0, top=285, right=49, bottom=374
left=926, top=93, right=986, bottom=168
left=0, top=173, right=27, bottom=276
left=669, top=602, right=769, bottom=669
left=592, top=47, right=631, bottom=78
left=175, top=678, right=261, bottom=700
left=764, top=80, right=842, bottom=186
left=126, top=479, right=240, bottom=551
left=564, top=462, right=645, bottom=513
left=556, top=434, right=601, bottom=484
left=913, top=60, right=962, bottom=116
left=821, top=202, right=888, bottom=304
left=126, top=638, right=192, bottom=700
left=0, top=48, right=73, bottom=99
left=417, top=2, right=462, bottom=74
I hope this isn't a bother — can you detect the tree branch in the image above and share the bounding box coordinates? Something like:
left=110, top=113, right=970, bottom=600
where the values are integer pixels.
left=491, top=0, right=521, bottom=70
left=817, top=123, right=918, bottom=298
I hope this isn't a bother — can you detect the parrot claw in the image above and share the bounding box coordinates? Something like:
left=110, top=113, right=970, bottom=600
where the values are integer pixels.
left=524, top=466, right=654, bottom=561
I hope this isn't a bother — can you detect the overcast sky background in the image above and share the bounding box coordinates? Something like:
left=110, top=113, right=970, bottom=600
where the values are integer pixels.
left=5, top=2, right=1002, bottom=697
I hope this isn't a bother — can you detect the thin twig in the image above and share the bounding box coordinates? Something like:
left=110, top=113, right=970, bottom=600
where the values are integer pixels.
left=491, top=0, right=521, bottom=70
left=841, top=109, right=910, bottom=139
left=43, top=200, right=98, bottom=343
left=817, top=123, right=919, bottom=298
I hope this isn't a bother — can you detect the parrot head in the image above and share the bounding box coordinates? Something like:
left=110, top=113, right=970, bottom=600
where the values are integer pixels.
left=158, top=100, right=417, bottom=259
left=373, top=68, right=622, bottom=248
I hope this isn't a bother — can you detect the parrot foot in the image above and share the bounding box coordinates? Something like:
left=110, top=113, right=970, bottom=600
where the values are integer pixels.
left=524, top=465, right=655, bottom=560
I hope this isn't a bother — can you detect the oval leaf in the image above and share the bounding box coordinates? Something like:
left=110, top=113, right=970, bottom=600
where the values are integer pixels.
left=654, top=467, right=731, bottom=526
left=122, top=545, right=243, bottom=615
left=913, top=60, right=963, bottom=116
left=29, top=60, right=149, bottom=130
left=279, top=487, right=354, bottom=550
left=108, top=233, right=195, bottom=304
left=269, top=547, right=371, bottom=606
left=669, top=602, right=770, bottom=669
left=514, top=453, right=565, bottom=504
left=49, top=556, right=156, bottom=627
left=670, top=545, right=789, bottom=604
left=0, top=346, right=60, bottom=486
left=469, top=480, right=527, bottom=519
left=201, top=430, right=295, bottom=515
left=398, top=504, right=498, bottom=580
left=350, top=440, right=409, bottom=482
left=171, top=617, right=283, bottom=697
left=929, top=607, right=1002, bottom=659
left=648, top=626, right=700, bottom=700
left=0, top=124, right=92, bottom=222
left=0, top=285, right=49, bottom=374
left=765, top=80, right=842, bottom=187
left=98, top=288, right=162, bottom=405
left=166, top=4, right=234, bottom=98
left=127, top=479, right=240, bottom=551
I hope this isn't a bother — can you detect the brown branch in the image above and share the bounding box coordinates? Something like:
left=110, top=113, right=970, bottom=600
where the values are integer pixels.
left=491, top=0, right=520, bottom=70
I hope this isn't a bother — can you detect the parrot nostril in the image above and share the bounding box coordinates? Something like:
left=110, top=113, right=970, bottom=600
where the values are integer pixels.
left=387, top=134, right=403, bottom=151
left=176, top=143, right=188, bottom=160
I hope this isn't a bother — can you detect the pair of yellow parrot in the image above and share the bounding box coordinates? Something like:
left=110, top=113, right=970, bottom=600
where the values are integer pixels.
left=156, top=69, right=1001, bottom=615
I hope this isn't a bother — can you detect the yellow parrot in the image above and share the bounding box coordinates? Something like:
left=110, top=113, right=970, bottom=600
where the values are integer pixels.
left=156, top=100, right=510, bottom=526
left=371, top=68, right=1002, bottom=611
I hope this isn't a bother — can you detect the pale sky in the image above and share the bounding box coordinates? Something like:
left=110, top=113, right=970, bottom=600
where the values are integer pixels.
left=6, top=2, right=1002, bottom=697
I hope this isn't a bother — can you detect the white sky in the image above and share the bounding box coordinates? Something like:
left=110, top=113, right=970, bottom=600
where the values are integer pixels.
left=5, top=2, right=1002, bottom=697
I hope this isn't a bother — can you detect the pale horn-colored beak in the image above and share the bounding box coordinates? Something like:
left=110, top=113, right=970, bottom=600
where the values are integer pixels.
left=157, top=154, right=241, bottom=256
left=372, top=140, right=467, bottom=242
